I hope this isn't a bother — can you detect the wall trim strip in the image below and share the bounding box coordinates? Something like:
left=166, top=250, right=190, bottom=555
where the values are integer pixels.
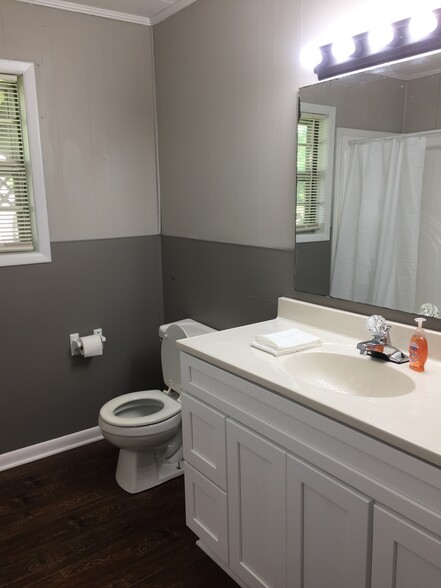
left=0, top=427, right=103, bottom=471
left=14, top=0, right=199, bottom=26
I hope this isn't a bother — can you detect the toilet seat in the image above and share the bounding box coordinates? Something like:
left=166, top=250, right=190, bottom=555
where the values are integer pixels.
left=99, top=390, right=181, bottom=428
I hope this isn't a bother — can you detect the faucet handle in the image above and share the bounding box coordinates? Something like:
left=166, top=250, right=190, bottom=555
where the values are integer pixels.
left=366, top=315, right=390, bottom=340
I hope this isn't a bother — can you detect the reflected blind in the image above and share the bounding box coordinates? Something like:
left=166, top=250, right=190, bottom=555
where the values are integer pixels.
left=0, top=75, right=33, bottom=253
left=296, top=112, right=328, bottom=233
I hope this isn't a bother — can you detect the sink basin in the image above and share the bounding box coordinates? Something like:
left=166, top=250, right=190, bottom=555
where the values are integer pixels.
left=282, top=352, right=415, bottom=397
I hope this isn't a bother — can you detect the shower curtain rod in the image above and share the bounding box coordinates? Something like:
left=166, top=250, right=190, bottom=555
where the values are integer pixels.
left=348, top=127, right=441, bottom=145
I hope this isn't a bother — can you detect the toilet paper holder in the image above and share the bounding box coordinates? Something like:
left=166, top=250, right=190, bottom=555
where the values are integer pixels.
left=70, top=328, right=106, bottom=356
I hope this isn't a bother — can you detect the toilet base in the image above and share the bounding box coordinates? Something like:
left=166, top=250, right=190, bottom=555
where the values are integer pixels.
left=115, top=447, right=183, bottom=494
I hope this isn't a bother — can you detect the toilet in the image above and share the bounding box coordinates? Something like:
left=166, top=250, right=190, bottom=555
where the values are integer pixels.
left=99, top=319, right=215, bottom=493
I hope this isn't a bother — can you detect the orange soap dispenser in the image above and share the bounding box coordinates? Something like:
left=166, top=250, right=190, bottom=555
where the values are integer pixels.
left=409, top=317, right=428, bottom=372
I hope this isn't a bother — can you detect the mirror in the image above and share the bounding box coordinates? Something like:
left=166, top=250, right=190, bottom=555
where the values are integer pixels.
left=295, top=52, right=441, bottom=318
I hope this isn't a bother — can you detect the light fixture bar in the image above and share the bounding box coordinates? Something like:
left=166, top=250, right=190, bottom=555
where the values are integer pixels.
left=314, top=7, right=441, bottom=80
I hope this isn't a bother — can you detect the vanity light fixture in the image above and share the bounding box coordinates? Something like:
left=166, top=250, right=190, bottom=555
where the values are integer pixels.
left=331, top=37, right=357, bottom=62
left=367, top=24, right=395, bottom=53
left=300, top=43, right=323, bottom=70
left=309, top=6, right=441, bottom=80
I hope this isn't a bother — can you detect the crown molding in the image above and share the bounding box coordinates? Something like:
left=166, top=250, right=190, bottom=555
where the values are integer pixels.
left=149, top=0, right=198, bottom=26
left=14, top=0, right=200, bottom=25
left=14, top=0, right=152, bottom=25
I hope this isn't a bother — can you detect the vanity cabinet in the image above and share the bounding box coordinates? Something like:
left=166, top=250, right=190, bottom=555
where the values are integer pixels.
left=226, top=420, right=372, bottom=588
left=180, top=353, right=441, bottom=588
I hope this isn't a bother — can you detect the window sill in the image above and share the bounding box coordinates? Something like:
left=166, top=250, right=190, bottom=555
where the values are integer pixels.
left=0, top=249, right=52, bottom=267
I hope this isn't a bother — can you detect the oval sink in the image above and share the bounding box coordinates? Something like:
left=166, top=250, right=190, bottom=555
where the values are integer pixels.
left=282, top=352, right=415, bottom=397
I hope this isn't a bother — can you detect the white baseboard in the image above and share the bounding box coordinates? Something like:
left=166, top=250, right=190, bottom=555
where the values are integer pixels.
left=0, top=427, right=104, bottom=472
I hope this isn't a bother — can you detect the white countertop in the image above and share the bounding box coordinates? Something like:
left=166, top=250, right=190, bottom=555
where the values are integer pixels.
left=178, top=298, right=441, bottom=468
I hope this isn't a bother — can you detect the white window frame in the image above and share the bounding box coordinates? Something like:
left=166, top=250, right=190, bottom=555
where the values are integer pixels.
left=296, top=102, right=336, bottom=243
left=0, top=60, right=50, bottom=267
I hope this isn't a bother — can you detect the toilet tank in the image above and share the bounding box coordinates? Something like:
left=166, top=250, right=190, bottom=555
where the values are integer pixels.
left=160, top=319, right=216, bottom=392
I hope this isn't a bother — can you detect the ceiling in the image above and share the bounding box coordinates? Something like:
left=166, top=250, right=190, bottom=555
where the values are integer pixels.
left=15, top=0, right=199, bottom=25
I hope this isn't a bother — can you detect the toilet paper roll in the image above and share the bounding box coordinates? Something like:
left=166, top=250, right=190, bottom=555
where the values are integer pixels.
left=79, top=334, right=103, bottom=357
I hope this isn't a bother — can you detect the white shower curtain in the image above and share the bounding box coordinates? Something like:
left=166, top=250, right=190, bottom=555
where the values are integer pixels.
left=331, top=135, right=426, bottom=313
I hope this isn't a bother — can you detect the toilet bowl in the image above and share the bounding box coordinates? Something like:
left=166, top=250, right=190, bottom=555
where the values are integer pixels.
left=99, top=320, right=215, bottom=494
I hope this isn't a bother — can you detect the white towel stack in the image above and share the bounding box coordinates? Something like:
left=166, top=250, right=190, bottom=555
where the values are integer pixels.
left=251, top=327, right=321, bottom=356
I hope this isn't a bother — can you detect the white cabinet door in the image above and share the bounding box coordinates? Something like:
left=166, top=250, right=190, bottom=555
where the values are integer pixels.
left=371, top=505, right=441, bottom=588
left=227, top=420, right=287, bottom=588
left=181, top=392, right=227, bottom=489
left=287, top=454, right=372, bottom=588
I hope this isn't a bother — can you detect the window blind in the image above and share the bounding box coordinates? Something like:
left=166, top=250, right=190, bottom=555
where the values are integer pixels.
left=0, top=75, right=34, bottom=253
left=296, top=112, right=328, bottom=233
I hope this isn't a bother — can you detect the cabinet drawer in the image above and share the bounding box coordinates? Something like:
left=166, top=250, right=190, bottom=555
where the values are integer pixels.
left=184, top=462, right=229, bottom=565
left=181, top=392, right=227, bottom=489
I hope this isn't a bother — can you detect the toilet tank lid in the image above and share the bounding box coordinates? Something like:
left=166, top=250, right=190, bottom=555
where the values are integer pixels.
left=158, top=319, right=216, bottom=339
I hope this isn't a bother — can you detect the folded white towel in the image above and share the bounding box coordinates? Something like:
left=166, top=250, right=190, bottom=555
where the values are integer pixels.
left=251, top=327, right=321, bottom=356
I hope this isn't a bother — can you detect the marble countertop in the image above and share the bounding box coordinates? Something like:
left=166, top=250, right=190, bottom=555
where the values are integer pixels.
left=178, top=298, right=441, bottom=468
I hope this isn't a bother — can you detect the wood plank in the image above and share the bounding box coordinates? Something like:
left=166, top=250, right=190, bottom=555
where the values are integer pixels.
left=0, top=440, right=238, bottom=587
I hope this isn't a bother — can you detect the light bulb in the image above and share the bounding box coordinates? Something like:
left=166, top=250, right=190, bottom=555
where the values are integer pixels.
left=331, top=37, right=356, bottom=62
left=408, top=10, right=438, bottom=40
left=368, top=24, right=395, bottom=52
left=300, top=44, right=323, bottom=70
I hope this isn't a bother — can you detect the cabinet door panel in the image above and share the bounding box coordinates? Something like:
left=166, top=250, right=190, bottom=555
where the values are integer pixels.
left=181, top=392, right=227, bottom=489
left=372, top=505, right=441, bottom=588
left=184, top=462, right=229, bottom=564
left=227, top=420, right=286, bottom=588
left=287, top=454, right=372, bottom=588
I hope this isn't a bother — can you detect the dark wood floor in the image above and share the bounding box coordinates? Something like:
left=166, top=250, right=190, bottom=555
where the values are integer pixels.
left=0, top=440, right=238, bottom=587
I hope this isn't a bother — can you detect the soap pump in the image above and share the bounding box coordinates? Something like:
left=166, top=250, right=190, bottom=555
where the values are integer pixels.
left=409, top=317, right=428, bottom=372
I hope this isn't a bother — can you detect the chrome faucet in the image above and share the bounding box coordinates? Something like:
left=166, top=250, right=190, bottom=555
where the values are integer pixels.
left=356, top=315, right=409, bottom=364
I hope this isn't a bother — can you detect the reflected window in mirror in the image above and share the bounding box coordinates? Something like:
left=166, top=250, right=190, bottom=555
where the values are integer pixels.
left=296, top=103, right=335, bottom=243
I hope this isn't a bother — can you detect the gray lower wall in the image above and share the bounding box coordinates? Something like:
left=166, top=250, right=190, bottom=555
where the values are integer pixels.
left=7, top=232, right=441, bottom=455
left=161, top=236, right=295, bottom=330
left=295, top=241, right=331, bottom=296
left=161, top=236, right=441, bottom=337
left=1, top=236, right=164, bottom=454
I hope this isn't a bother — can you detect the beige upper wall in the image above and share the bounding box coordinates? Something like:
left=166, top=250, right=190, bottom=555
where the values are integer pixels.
left=0, top=0, right=159, bottom=242
left=154, top=0, right=302, bottom=249
left=154, top=0, right=370, bottom=249
left=300, top=74, right=406, bottom=133
left=404, top=74, right=441, bottom=133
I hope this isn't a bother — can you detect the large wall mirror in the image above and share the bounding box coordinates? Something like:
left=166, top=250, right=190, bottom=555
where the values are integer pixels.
left=295, top=51, right=441, bottom=319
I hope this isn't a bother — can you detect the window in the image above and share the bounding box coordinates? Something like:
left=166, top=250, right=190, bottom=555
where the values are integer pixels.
left=296, top=102, right=335, bottom=243
left=0, top=60, right=50, bottom=267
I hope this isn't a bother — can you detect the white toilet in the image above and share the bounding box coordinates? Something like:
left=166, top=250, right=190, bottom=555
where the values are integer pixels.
left=99, top=319, right=215, bottom=493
